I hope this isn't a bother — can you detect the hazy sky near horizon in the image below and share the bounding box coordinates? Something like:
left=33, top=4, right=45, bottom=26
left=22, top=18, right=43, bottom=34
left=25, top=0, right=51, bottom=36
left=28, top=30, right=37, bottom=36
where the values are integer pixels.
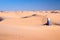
left=0, top=0, right=60, bottom=11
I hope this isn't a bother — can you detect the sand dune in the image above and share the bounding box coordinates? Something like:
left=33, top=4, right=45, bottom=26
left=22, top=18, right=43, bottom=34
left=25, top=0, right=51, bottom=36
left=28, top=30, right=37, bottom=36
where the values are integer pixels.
left=0, top=10, right=60, bottom=40
left=0, top=15, right=47, bottom=26
left=47, top=13, right=60, bottom=24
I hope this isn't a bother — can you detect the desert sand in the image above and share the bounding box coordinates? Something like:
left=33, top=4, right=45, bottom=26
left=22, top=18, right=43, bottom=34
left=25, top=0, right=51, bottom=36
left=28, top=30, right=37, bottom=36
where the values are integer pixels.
left=0, top=10, right=60, bottom=40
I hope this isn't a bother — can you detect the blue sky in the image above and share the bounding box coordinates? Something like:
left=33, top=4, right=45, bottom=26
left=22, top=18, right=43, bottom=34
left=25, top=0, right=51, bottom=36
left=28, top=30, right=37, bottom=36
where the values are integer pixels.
left=0, top=0, right=60, bottom=11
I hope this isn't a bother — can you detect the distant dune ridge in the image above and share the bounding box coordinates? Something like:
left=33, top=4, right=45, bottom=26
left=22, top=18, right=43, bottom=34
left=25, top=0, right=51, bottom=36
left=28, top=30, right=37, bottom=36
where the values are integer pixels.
left=0, top=10, right=60, bottom=26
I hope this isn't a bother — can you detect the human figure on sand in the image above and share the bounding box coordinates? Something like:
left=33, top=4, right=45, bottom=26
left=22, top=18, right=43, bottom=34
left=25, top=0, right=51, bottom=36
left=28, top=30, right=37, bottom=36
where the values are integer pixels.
left=44, top=18, right=51, bottom=25
left=47, top=18, right=51, bottom=25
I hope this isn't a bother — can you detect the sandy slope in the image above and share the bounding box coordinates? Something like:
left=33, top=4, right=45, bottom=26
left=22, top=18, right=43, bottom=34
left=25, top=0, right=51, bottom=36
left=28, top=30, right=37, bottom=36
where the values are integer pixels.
left=47, top=13, right=60, bottom=24
left=0, top=15, right=47, bottom=26
left=0, top=10, right=60, bottom=40
left=0, top=11, right=47, bottom=26
left=0, top=25, right=60, bottom=40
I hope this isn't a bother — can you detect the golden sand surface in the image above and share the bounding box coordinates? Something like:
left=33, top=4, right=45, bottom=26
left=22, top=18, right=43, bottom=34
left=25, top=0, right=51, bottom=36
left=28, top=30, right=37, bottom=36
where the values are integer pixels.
left=0, top=10, right=60, bottom=40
